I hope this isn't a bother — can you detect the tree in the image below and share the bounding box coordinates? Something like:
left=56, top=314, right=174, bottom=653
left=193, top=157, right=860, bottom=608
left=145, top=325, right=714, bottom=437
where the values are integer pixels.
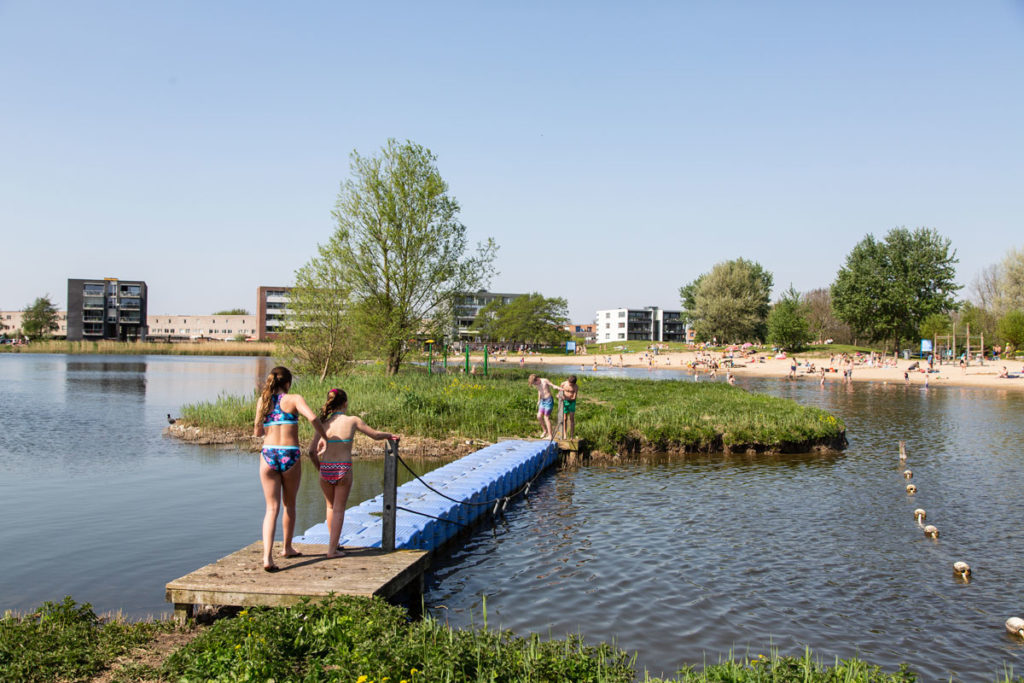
left=22, top=296, right=59, bottom=339
left=995, top=247, right=1024, bottom=314
left=997, top=310, right=1024, bottom=352
left=831, top=227, right=960, bottom=351
left=955, top=301, right=997, bottom=341
left=474, top=293, right=570, bottom=346
left=801, top=288, right=853, bottom=344
left=767, top=286, right=811, bottom=351
left=329, top=139, right=497, bottom=375
left=919, top=312, right=951, bottom=340
left=282, top=234, right=357, bottom=381
left=214, top=308, right=250, bottom=315
left=680, top=258, right=772, bottom=343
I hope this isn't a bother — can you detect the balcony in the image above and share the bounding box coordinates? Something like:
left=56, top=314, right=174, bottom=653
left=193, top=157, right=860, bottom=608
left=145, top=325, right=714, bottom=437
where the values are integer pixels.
left=83, top=297, right=105, bottom=310
left=119, top=286, right=142, bottom=297
left=83, top=286, right=105, bottom=297
left=119, top=298, right=141, bottom=310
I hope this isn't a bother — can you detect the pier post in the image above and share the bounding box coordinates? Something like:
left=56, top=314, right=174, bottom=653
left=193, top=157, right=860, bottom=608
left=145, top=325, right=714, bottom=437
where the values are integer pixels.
left=383, top=440, right=398, bottom=551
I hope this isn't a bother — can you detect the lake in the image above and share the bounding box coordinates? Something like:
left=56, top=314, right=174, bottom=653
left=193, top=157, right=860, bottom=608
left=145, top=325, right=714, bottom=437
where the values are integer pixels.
left=1, top=355, right=1022, bottom=679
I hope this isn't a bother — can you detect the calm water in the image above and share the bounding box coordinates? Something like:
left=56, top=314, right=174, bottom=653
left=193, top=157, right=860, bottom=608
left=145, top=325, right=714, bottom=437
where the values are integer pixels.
left=0, top=354, right=438, bottom=616
left=1, top=356, right=1022, bottom=679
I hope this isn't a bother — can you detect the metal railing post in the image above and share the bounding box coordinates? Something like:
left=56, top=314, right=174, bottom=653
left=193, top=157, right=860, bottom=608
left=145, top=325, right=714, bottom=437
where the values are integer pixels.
left=383, top=439, right=397, bottom=551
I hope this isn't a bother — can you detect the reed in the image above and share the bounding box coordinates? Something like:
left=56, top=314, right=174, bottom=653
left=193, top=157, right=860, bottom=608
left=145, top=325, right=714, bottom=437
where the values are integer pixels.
left=0, top=340, right=275, bottom=356
left=180, top=366, right=845, bottom=454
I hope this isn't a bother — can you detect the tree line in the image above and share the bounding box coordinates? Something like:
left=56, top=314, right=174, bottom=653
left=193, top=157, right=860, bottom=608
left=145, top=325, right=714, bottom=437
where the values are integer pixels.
left=681, top=228, right=1024, bottom=355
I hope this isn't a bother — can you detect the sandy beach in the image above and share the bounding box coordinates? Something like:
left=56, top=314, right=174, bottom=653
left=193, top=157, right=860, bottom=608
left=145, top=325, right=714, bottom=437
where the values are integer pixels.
left=481, top=350, right=1024, bottom=392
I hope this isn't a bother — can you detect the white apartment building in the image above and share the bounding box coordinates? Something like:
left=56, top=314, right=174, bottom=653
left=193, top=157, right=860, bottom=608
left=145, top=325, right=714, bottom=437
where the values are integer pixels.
left=595, top=306, right=687, bottom=344
left=1, top=311, right=256, bottom=341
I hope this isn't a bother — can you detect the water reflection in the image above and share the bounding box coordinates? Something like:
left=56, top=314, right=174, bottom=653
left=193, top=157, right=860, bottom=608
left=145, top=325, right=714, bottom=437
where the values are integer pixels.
left=66, top=360, right=147, bottom=396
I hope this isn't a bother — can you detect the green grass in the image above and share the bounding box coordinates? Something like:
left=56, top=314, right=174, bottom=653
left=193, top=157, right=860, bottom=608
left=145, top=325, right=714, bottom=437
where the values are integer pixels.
left=0, top=339, right=275, bottom=356
left=14, top=596, right=1018, bottom=682
left=0, top=597, right=170, bottom=682
left=181, top=366, right=846, bottom=454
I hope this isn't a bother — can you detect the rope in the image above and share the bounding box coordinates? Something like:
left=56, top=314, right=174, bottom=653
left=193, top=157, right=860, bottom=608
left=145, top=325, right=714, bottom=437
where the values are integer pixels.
left=396, top=505, right=468, bottom=528
left=394, top=450, right=548, bottom=510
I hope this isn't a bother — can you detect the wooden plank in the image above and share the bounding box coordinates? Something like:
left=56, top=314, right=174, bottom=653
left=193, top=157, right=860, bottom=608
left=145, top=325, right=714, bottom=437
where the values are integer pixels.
left=166, top=542, right=430, bottom=610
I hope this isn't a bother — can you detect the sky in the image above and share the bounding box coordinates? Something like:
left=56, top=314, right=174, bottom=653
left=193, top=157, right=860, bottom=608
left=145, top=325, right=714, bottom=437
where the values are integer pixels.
left=2, top=1, right=1022, bottom=321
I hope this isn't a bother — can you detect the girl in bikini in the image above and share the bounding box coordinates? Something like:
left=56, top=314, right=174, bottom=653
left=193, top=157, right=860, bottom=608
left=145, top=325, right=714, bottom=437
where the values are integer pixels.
left=308, top=388, right=401, bottom=558
left=253, top=366, right=329, bottom=572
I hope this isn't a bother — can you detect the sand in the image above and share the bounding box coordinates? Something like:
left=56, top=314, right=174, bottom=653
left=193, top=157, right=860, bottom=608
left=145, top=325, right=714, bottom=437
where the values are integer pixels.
left=480, top=350, right=1024, bottom=392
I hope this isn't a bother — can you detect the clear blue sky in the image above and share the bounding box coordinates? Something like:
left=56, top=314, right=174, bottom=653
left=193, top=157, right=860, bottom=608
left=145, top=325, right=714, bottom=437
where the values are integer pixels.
left=2, top=1, right=1022, bottom=321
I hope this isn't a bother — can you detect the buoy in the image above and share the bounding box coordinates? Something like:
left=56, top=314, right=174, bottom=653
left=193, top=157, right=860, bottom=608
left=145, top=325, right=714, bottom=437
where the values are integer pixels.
left=953, top=561, right=971, bottom=579
left=1006, top=617, right=1024, bottom=638
left=914, top=508, right=926, bottom=522
left=906, top=484, right=917, bottom=494
left=899, top=441, right=907, bottom=461
left=903, top=469, right=913, bottom=479
left=923, top=525, right=939, bottom=538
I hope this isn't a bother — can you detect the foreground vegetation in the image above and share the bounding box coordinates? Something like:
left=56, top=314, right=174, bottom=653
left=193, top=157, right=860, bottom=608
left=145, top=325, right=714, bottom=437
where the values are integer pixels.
left=5, top=595, right=989, bottom=682
left=180, top=366, right=845, bottom=455
left=0, top=340, right=275, bottom=356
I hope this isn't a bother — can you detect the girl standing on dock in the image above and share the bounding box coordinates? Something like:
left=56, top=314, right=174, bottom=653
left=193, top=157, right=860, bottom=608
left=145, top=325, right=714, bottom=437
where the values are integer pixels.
left=253, top=366, right=329, bottom=572
left=309, top=388, right=401, bottom=558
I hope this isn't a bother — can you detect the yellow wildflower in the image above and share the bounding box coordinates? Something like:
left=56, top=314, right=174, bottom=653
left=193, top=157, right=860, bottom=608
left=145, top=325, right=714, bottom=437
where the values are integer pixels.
left=357, top=677, right=368, bottom=683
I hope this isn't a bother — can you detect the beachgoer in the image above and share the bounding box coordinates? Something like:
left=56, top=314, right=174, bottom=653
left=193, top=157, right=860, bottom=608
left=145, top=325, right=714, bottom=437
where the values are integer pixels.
left=528, top=374, right=560, bottom=439
left=998, top=366, right=1009, bottom=379
left=727, top=372, right=735, bottom=385
left=819, top=367, right=826, bottom=386
left=904, top=371, right=910, bottom=384
left=307, top=388, right=400, bottom=558
left=253, top=366, right=329, bottom=572
left=558, top=375, right=579, bottom=439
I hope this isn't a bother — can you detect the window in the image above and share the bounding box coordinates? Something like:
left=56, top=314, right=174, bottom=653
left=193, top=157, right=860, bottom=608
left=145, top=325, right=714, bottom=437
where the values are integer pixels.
left=618, top=333, right=625, bottom=339
left=618, top=322, right=625, bottom=328
left=618, top=311, right=625, bottom=318
left=604, top=312, right=610, bottom=318
left=605, top=323, right=610, bottom=329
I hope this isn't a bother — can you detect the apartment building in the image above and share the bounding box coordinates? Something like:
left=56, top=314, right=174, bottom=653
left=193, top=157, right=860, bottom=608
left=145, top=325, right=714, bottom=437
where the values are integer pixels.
left=256, top=286, right=293, bottom=340
left=147, top=315, right=259, bottom=341
left=454, top=291, right=525, bottom=340
left=595, top=306, right=687, bottom=344
left=0, top=310, right=67, bottom=337
left=66, top=278, right=147, bottom=341
left=563, top=323, right=597, bottom=343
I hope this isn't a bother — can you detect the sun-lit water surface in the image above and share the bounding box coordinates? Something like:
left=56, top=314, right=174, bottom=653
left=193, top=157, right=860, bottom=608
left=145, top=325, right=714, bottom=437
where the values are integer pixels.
left=1, top=355, right=1022, bottom=679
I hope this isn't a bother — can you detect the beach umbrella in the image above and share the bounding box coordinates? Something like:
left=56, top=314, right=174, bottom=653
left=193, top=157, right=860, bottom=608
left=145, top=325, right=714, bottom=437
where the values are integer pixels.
left=742, top=342, right=753, bottom=348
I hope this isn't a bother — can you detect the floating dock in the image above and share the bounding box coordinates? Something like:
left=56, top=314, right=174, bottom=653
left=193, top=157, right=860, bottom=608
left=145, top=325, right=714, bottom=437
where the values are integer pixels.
left=294, top=439, right=560, bottom=550
left=166, top=440, right=559, bottom=619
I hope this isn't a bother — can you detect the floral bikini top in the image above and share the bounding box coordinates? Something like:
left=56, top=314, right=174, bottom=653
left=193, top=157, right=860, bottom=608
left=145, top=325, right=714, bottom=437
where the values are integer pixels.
left=263, top=393, right=299, bottom=426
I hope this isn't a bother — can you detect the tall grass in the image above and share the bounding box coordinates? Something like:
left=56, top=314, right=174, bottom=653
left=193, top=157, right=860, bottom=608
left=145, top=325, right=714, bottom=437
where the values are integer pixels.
left=180, top=366, right=846, bottom=454
left=0, top=340, right=275, bottom=356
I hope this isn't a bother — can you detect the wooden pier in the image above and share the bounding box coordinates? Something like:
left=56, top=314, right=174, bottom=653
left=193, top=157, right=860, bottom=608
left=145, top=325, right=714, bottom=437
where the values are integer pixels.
left=165, top=542, right=428, bottom=623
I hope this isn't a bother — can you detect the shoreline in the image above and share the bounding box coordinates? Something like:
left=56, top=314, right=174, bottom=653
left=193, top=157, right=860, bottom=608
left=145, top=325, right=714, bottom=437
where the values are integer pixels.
left=485, top=350, right=1024, bottom=392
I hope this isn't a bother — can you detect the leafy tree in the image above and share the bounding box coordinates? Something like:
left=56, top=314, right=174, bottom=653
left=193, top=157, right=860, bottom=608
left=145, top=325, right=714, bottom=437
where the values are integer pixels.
left=282, top=234, right=356, bottom=381
left=328, top=139, right=497, bottom=375
left=955, top=302, right=998, bottom=342
left=214, top=308, right=250, bottom=316
left=997, top=310, right=1024, bottom=352
left=767, top=286, right=811, bottom=351
left=22, top=296, right=60, bottom=339
left=474, top=293, right=570, bottom=345
left=831, top=227, right=960, bottom=351
left=801, top=288, right=854, bottom=344
left=680, top=258, right=772, bottom=343
left=919, top=313, right=951, bottom=340
left=995, top=247, right=1024, bottom=314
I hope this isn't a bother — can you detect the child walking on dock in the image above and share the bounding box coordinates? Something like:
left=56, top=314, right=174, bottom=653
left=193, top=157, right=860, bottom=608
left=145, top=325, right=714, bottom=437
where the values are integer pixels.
left=308, top=388, right=400, bottom=558
left=253, top=366, right=329, bottom=572
left=528, top=374, right=560, bottom=440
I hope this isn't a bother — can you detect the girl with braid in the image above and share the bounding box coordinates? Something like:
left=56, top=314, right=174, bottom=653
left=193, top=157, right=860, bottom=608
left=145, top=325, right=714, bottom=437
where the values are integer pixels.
left=253, top=366, right=328, bottom=572
left=308, top=388, right=401, bottom=558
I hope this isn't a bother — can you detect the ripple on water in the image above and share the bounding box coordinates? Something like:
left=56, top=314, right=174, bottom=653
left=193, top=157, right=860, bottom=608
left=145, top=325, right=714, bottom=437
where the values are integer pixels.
left=425, top=380, right=1024, bottom=680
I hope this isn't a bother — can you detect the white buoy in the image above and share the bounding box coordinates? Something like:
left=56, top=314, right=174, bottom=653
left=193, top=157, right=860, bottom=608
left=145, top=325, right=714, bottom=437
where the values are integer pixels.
left=906, top=484, right=917, bottom=494
left=903, top=469, right=913, bottom=479
left=1006, top=617, right=1024, bottom=638
left=914, top=508, right=926, bottom=523
left=953, top=561, right=971, bottom=580
left=923, top=525, right=939, bottom=538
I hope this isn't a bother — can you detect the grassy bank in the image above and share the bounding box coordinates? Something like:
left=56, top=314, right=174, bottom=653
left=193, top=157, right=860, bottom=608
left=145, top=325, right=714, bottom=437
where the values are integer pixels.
left=0, top=340, right=275, bottom=356
left=180, top=366, right=846, bottom=455
left=1, top=596, right=964, bottom=682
